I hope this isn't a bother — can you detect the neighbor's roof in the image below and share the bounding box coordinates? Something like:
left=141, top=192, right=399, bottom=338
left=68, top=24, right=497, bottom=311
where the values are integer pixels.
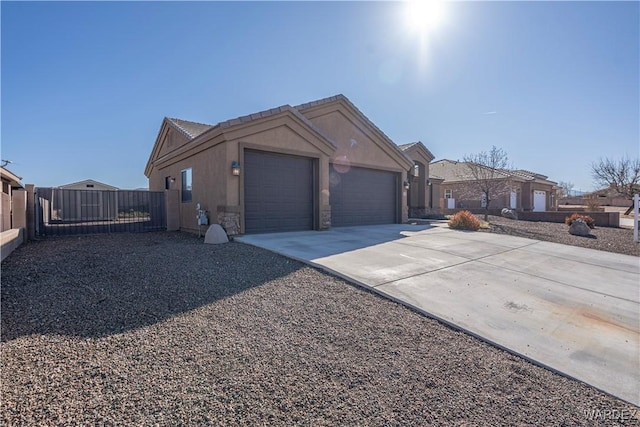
left=429, top=160, right=556, bottom=185
left=59, top=179, right=119, bottom=190
left=429, top=159, right=511, bottom=182
left=0, top=166, right=24, bottom=188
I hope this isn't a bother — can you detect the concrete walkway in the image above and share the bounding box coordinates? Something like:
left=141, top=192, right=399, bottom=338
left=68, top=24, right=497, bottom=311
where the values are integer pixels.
left=237, top=223, right=640, bottom=406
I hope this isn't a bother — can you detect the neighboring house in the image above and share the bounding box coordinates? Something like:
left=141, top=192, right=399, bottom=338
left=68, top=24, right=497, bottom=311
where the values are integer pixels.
left=429, top=160, right=557, bottom=212
left=1, top=166, right=24, bottom=232
left=145, top=94, right=424, bottom=235
left=569, top=185, right=635, bottom=208
left=398, top=142, right=441, bottom=217
left=59, top=179, right=118, bottom=191
left=51, top=179, right=119, bottom=222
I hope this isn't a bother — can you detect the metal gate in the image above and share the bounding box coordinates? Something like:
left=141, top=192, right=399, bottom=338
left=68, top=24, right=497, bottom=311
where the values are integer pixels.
left=35, top=188, right=166, bottom=236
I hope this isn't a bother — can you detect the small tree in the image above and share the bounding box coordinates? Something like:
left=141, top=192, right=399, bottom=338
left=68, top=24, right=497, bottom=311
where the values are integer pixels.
left=591, top=156, right=640, bottom=199
left=460, top=146, right=512, bottom=221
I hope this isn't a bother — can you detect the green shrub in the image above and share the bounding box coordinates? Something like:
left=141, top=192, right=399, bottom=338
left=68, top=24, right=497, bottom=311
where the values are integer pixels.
left=565, top=212, right=596, bottom=229
left=448, top=210, right=481, bottom=231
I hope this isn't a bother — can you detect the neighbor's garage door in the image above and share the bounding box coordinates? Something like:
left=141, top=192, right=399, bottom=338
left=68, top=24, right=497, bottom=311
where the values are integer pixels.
left=330, top=165, right=398, bottom=227
left=533, top=190, right=546, bottom=212
left=244, top=150, right=314, bottom=233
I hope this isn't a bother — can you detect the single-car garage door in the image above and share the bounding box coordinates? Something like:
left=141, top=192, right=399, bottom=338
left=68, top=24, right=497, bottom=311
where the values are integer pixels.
left=244, top=150, right=315, bottom=233
left=330, top=165, right=398, bottom=227
left=533, top=190, right=546, bottom=212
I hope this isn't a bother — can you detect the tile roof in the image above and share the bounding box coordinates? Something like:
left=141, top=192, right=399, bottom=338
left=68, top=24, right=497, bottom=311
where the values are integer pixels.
left=429, top=159, right=511, bottom=182
left=398, top=142, right=419, bottom=151
left=430, top=160, right=556, bottom=184
left=510, top=169, right=549, bottom=180
left=398, top=141, right=435, bottom=161
left=162, top=94, right=415, bottom=167
left=166, top=118, right=214, bottom=139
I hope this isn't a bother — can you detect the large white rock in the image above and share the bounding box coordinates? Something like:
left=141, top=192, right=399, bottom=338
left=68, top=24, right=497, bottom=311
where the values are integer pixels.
left=204, top=224, right=229, bottom=244
left=501, top=208, right=518, bottom=220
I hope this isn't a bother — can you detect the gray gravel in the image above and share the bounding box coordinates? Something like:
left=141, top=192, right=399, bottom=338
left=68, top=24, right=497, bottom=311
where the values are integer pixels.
left=2, top=232, right=639, bottom=426
left=481, top=215, right=639, bottom=257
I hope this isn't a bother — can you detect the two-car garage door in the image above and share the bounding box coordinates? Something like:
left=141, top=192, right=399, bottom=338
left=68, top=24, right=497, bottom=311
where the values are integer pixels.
left=329, top=165, right=398, bottom=227
left=244, top=150, right=399, bottom=233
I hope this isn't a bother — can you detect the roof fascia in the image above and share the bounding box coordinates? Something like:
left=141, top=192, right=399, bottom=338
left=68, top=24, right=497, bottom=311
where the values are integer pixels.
left=0, top=167, right=23, bottom=187
left=145, top=119, right=172, bottom=177
left=219, top=107, right=337, bottom=155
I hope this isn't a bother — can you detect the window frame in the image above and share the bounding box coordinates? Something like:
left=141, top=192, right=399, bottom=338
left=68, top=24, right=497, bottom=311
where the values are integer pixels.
left=181, top=168, right=192, bottom=203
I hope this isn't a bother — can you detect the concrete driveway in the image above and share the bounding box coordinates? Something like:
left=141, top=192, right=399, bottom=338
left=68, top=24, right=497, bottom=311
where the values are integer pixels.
left=237, top=223, right=640, bottom=406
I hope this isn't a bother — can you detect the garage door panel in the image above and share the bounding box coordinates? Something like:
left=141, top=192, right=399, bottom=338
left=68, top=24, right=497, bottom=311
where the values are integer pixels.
left=245, top=150, right=314, bottom=233
left=330, top=165, right=397, bottom=227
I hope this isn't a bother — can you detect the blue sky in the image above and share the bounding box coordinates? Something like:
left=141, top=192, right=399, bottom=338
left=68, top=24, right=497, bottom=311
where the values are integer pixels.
left=2, top=1, right=638, bottom=191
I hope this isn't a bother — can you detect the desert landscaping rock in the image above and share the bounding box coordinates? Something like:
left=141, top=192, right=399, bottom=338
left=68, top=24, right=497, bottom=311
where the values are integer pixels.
left=500, top=208, right=518, bottom=220
left=1, top=232, right=638, bottom=425
left=569, top=218, right=593, bottom=237
left=482, top=215, right=638, bottom=257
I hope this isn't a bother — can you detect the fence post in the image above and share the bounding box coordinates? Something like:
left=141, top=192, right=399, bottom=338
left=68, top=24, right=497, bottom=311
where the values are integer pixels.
left=634, top=194, right=638, bottom=244
left=165, top=189, right=180, bottom=231
left=25, top=184, right=36, bottom=240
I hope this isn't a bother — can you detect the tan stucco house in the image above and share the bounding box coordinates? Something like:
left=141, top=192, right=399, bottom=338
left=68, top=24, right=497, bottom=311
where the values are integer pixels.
left=430, top=160, right=557, bottom=212
left=145, top=94, right=437, bottom=235
left=398, top=142, right=441, bottom=217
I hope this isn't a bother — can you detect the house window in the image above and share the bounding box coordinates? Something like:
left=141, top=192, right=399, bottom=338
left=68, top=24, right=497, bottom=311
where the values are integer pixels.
left=86, top=184, right=94, bottom=188
left=181, top=168, right=192, bottom=203
left=445, top=189, right=452, bottom=199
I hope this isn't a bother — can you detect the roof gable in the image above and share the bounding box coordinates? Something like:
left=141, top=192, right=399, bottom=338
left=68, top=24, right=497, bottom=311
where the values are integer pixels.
left=399, top=141, right=435, bottom=165
left=295, top=95, right=413, bottom=170
left=146, top=94, right=416, bottom=177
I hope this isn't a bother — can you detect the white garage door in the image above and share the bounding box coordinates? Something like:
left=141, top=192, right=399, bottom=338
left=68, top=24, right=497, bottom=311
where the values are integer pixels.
left=533, top=190, right=546, bottom=212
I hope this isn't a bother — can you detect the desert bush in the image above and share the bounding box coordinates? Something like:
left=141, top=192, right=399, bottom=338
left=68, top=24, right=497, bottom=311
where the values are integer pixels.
left=585, top=198, right=601, bottom=212
left=564, top=212, right=596, bottom=229
left=448, top=210, right=481, bottom=231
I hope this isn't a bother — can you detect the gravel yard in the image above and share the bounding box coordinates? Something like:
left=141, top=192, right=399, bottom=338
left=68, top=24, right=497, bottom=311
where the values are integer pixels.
left=481, top=215, right=639, bottom=257
left=2, top=232, right=639, bottom=425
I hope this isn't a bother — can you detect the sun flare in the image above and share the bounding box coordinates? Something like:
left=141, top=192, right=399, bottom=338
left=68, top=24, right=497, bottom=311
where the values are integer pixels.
left=405, top=0, right=447, bottom=36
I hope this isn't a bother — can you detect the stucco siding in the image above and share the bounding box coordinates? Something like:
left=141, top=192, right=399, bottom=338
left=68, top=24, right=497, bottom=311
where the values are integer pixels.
left=150, top=143, right=227, bottom=232
left=157, top=127, right=190, bottom=159
left=304, top=108, right=407, bottom=172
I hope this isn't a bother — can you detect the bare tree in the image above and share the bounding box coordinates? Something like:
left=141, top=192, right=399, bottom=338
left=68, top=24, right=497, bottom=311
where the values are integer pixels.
left=556, top=181, right=574, bottom=199
left=591, top=156, right=640, bottom=199
left=461, top=146, right=512, bottom=221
